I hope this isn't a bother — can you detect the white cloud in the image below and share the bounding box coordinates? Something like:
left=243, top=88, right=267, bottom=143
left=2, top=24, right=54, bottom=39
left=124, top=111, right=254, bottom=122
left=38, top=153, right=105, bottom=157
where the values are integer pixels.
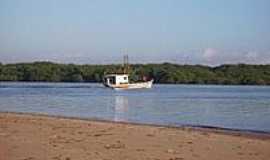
left=202, top=48, right=219, bottom=60
left=195, top=48, right=270, bottom=66
left=245, top=51, right=257, bottom=59
left=1, top=47, right=270, bottom=65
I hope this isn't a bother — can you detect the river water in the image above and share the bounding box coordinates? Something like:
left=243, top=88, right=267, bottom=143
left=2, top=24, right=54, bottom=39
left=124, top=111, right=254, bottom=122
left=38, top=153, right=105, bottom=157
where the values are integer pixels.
left=0, top=82, right=270, bottom=132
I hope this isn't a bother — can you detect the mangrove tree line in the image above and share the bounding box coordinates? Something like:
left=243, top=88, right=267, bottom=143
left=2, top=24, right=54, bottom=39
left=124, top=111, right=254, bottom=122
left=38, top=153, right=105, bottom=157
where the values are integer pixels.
left=0, top=62, right=270, bottom=85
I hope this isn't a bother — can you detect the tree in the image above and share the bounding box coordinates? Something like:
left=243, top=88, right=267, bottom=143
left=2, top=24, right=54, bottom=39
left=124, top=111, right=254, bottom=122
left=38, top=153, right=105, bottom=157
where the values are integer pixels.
left=0, top=62, right=269, bottom=85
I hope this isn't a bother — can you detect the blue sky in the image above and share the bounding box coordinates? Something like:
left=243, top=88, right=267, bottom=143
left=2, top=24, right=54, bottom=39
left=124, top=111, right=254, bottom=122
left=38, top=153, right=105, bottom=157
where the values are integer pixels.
left=0, top=0, right=270, bottom=65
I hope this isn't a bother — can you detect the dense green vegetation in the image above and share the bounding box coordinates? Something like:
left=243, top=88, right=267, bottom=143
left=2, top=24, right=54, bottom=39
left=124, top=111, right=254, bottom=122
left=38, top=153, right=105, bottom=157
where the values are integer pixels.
left=0, top=62, right=270, bottom=85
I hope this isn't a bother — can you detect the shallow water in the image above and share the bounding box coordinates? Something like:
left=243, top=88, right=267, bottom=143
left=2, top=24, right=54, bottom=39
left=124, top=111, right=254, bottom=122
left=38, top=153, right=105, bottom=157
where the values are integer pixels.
left=0, top=82, right=270, bottom=132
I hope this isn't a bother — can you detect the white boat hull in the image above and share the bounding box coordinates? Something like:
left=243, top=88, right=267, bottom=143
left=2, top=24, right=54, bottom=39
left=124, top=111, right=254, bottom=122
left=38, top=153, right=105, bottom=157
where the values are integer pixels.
left=104, top=80, right=153, bottom=90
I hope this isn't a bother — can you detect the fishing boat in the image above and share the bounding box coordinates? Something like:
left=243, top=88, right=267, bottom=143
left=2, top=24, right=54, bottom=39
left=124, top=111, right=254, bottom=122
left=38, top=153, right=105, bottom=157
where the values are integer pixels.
left=103, top=55, right=154, bottom=90
left=103, top=74, right=153, bottom=89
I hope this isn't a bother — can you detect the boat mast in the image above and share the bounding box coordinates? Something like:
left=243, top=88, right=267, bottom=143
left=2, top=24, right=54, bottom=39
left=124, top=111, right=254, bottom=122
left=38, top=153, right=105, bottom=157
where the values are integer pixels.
left=123, top=55, right=129, bottom=74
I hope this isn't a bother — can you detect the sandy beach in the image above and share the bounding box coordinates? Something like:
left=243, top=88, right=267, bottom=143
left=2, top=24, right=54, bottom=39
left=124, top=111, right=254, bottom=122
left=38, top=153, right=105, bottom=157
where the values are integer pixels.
left=0, top=112, right=270, bottom=160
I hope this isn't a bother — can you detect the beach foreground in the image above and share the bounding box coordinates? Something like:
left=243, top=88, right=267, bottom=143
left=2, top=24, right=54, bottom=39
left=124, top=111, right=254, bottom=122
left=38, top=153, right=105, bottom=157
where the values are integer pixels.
left=1, top=113, right=270, bottom=160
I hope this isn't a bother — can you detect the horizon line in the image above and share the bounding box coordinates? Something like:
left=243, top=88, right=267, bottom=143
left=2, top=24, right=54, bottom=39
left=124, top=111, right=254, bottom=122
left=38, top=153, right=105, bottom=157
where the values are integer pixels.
left=1, top=60, right=269, bottom=67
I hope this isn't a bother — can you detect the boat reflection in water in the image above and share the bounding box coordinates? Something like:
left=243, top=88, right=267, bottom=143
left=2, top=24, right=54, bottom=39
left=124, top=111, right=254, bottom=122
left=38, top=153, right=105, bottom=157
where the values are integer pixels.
left=114, top=96, right=129, bottom=122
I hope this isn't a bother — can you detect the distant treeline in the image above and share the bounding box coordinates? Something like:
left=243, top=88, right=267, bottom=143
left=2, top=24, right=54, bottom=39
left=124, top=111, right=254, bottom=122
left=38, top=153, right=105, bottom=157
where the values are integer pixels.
left=0, top=62, right=270, bottom=85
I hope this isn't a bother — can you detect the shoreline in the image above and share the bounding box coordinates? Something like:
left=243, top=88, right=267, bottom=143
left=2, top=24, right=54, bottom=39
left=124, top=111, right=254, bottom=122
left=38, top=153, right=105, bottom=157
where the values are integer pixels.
left=1, top=81, right=270, bottom=86
left=1, top=111, right=270, bottom=139
left=1, top=112, right=270, bottom=160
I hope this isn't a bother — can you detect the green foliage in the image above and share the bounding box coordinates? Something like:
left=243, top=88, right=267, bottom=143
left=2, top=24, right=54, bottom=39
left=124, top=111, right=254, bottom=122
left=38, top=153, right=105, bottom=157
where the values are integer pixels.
left=0, top=61, right=269, bottom=85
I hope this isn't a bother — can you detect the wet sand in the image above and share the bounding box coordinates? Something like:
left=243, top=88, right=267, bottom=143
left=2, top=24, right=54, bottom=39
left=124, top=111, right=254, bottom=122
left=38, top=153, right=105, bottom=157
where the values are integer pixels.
left=1, top=112, right=270, bottom=160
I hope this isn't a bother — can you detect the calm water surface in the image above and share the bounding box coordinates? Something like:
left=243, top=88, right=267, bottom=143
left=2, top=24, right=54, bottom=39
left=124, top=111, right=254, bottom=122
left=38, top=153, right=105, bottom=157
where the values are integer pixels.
left=0, top=82, right=270, bottom=132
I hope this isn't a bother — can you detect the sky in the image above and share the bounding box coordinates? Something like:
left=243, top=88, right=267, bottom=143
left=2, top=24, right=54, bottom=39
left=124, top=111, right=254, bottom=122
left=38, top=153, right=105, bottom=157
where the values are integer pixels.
left=0, top=0, right=270, bottom=65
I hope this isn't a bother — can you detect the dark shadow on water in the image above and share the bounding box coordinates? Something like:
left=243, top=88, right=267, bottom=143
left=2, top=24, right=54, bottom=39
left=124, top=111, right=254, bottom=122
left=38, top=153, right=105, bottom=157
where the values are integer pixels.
left=0, top=83, right=104, bottom=89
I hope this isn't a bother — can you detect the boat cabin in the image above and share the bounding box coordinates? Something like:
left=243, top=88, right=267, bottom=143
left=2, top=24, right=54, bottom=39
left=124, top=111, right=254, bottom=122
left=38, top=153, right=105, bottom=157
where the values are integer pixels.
left=104, top=74, right=129, bottom=86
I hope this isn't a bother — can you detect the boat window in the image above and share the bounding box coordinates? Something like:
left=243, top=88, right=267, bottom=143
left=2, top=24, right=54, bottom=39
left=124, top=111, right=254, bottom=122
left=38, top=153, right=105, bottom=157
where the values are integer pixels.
left=109, top=77, right=116, bottom=84
left=124, top=77, right=127, bottom=80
